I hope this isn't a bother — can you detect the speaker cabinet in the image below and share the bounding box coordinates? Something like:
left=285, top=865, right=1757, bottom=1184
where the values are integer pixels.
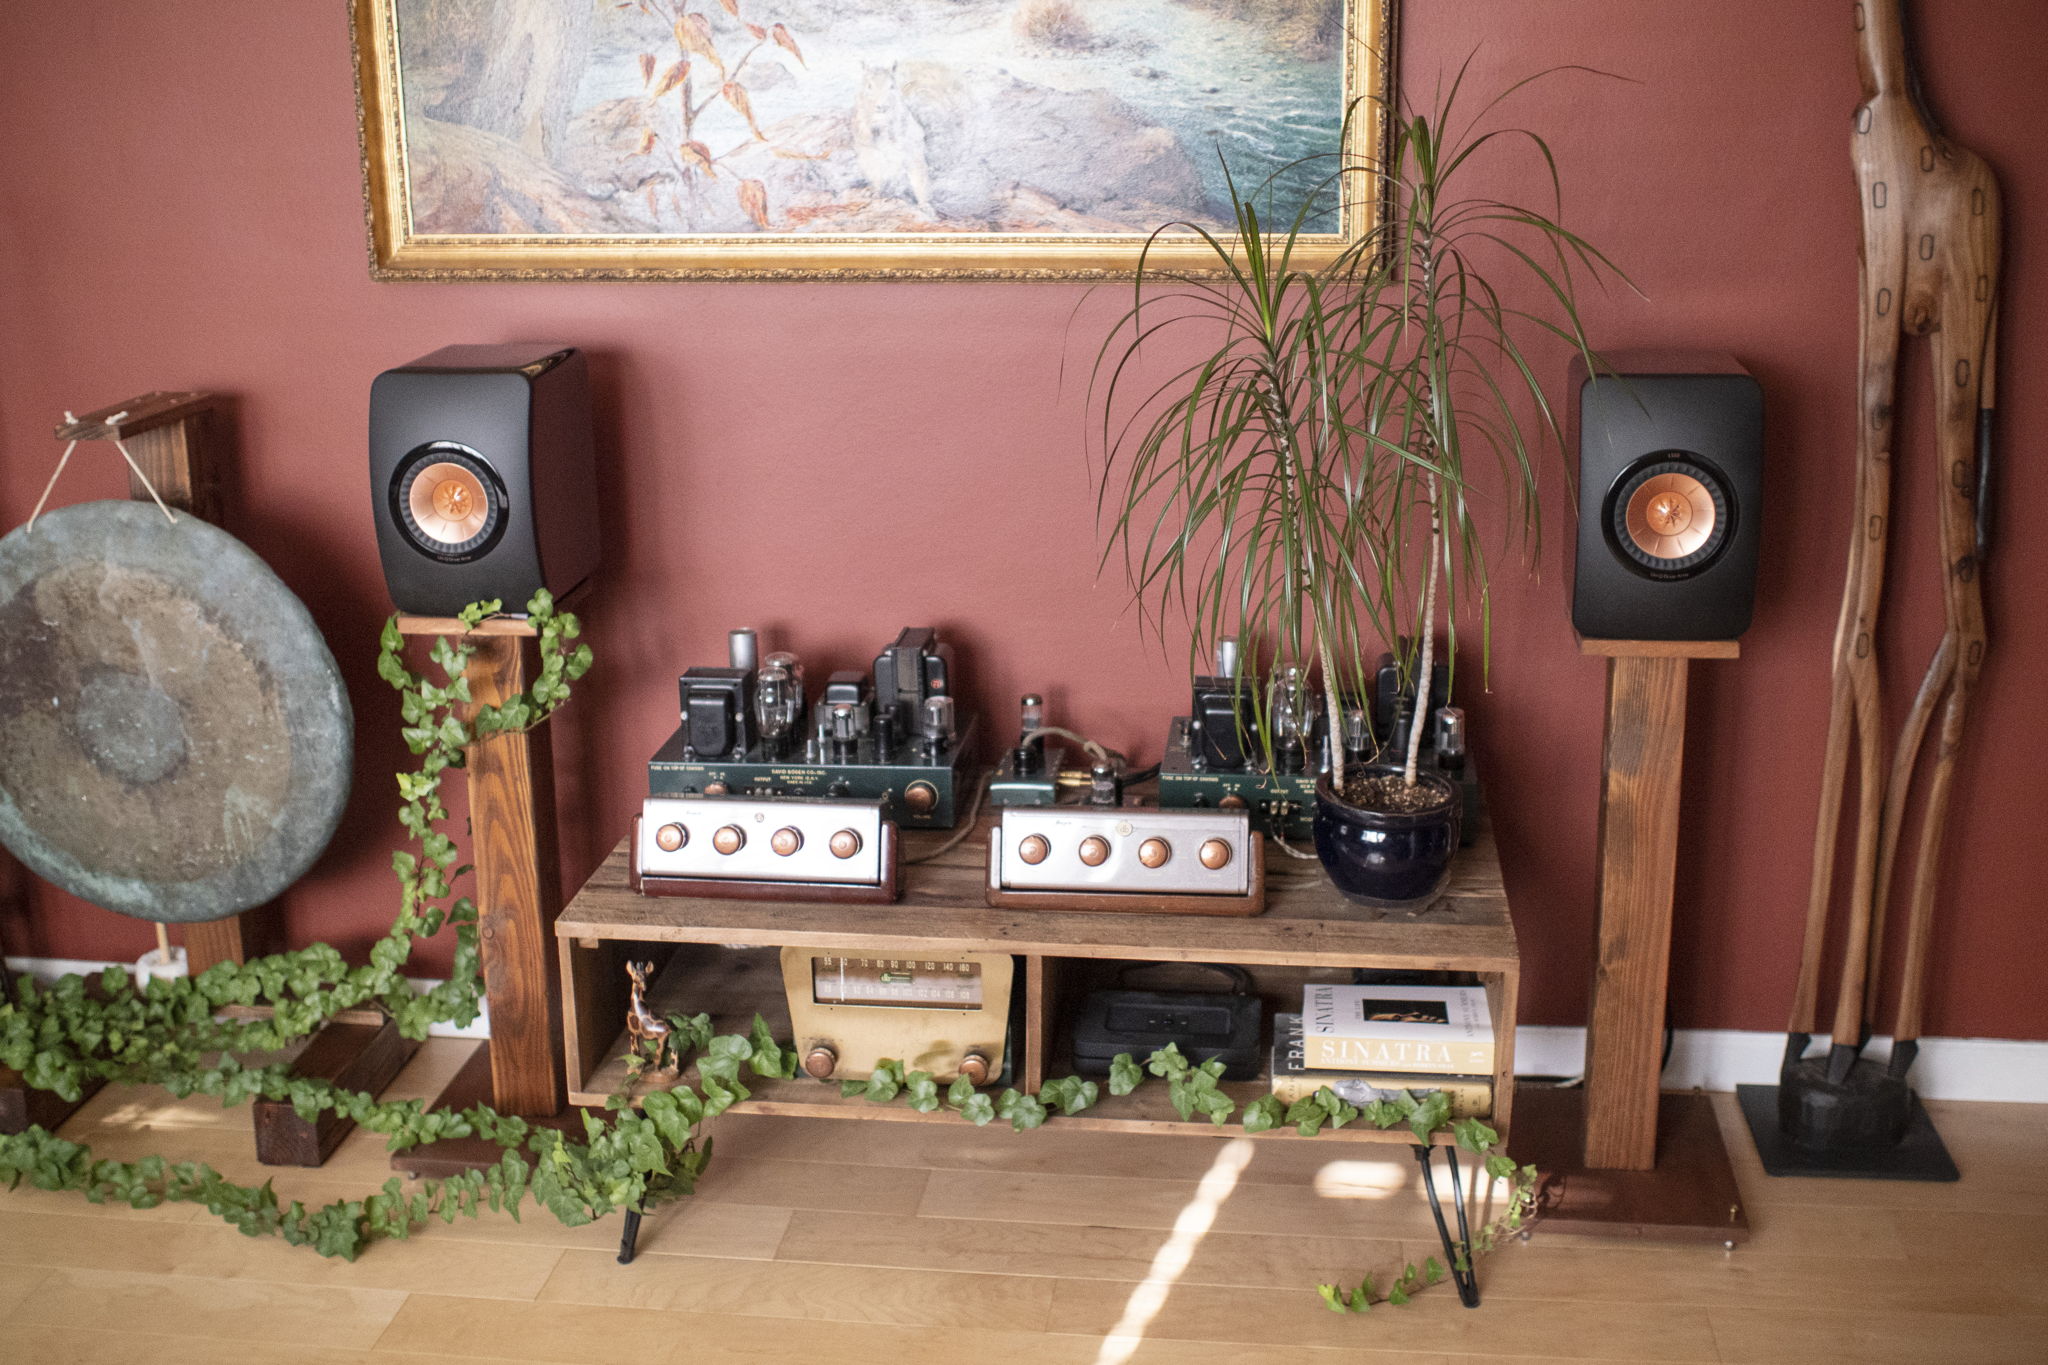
left=1568, top=351, right=1763, bottom=641
left=370, top=344, right=600, bottom=617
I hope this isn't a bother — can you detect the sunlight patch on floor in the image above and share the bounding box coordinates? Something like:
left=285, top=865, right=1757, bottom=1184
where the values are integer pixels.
left=1092, top=1138, right=1256, bottom=1365
left=1311, top=1157, right=1412, bottom=1201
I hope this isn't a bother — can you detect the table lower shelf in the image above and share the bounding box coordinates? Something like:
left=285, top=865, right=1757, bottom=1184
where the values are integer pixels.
left=567, top=943, right=1475, bottom=1144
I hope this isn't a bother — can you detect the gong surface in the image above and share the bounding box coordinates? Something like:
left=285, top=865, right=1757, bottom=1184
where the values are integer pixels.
left=0, top=500, right=353, bottom=923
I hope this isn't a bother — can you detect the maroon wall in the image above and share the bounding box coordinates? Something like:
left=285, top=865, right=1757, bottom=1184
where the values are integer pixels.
left=1, top=1, right=2042, bottom=1039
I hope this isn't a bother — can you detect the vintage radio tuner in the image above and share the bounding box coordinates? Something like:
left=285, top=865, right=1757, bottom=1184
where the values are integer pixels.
left=781, top=948, right=1014, bottom=1084
left=649, top=625, right=980, bottom=828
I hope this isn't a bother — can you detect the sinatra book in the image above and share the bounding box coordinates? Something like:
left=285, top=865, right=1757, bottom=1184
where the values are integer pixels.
left=1269, top=1015, right=1493, bottom=1116
left=1300, top=984, right=1494, bottom=1075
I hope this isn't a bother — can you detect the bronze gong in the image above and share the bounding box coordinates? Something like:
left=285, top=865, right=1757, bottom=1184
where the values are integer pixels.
left=0, top=500, right=353, bottom=923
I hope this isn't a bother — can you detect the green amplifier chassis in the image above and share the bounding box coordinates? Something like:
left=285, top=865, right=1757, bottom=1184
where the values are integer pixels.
left=647, top=716, right=980, bottom=829
left=1158, top=717, right=1482, bottom=845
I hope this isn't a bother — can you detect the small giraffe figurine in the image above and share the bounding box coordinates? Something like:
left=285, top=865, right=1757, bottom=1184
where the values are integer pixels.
left=625, top=961, right=675, bottom=1076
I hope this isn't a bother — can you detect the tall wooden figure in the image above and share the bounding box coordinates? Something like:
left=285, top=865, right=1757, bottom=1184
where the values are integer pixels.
left=1761, top=0, right=2000, bottom=1172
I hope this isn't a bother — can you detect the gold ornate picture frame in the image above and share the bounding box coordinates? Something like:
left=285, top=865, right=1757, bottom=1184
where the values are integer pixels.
left=352, top=0, right=1393, bottom=281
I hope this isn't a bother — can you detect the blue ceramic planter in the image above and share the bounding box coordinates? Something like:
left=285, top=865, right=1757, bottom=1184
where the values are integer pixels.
left=1312, top=768, right=1462, bottom=908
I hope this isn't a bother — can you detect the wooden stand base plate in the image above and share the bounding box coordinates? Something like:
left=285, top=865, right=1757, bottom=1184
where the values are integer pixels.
left=254, top=1019, right=420, bottom=1167
left=1512, top=1085, right=1750, bottom=1245
left=389, top=1043, right=591, bottom=1179
left=1735, top=1084, right=1958, bottom=1182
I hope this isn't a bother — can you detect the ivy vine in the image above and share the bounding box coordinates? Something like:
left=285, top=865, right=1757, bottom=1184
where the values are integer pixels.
left=0, top=593, right=1536, bottom=1310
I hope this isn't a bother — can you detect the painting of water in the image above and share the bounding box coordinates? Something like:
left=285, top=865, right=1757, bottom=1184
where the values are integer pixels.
left=355, top=0, right=1389, bottom=277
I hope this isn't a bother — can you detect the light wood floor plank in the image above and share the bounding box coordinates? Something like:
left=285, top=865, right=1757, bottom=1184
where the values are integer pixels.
left=1707, top=1303, right=2048, bottom=1364
left=376, top=1293, right=1100, bottom=1365
left=1050, top=1277, right=1726, bottom=1360
left=8, top=1266, right=407, bottom=1351
left=774, top=1206, right=1412, bottom=1292
left=918, top=1163, right=1443, bottom=1238
left=539, top=1245, right=1054, bottom=1331
left=0, top=1322, right=383, bottom=1365
left=0, top=1206, right=562, bottom=1299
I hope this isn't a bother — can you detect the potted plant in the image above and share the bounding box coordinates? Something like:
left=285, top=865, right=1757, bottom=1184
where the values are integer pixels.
left=1094, top=65, right=1621, bottom=905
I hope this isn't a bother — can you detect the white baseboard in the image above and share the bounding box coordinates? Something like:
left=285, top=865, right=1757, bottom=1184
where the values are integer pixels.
left=1515, top=1024, right=2048, bottom=1104
left=4, top=955, right=488, bottom=1040
left=11, top=955, right=2042, bottom=1103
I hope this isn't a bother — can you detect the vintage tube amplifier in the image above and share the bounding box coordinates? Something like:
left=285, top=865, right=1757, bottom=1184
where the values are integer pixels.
left=781, top=948, right=1014, bottom=1084
left=630, top=795, right=900, bottom=903
left=986, top=805, right=1265, bottom=917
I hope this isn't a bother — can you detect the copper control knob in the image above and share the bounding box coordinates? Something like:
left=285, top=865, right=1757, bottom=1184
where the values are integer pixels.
left=770, top=826, right=803, bottom=857
left=655, top=823, right=687, bottom=853
left=1017, top=834, right=1050, bottom=865
left=704, top=781, right=729, bottom=797
left=903, top=780, right=939, bottom=815
left=1218, top=794, right=1247, bottom=810
left=1078, top=836, right=1111, bottom=867
left=712, top=824, right=745, bottom=855
left=1199, top=838, right=1233, bottom=870
left=828, top=829, right=863, bottom=859
left=1138, top=837, right=1171, bottom=869
left=957, top=1052, right=991, bottom=1085
left=803, top=1046, right=838, bottom=1080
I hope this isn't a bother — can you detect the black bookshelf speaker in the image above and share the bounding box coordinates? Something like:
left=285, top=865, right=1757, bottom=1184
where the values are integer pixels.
left=369, top=344, right=601, bottom=617
left=1567, top=351, right=1764, bottom=641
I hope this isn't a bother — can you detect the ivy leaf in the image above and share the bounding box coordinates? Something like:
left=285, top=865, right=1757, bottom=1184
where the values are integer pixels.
left=1241, top=1095, right=1284, bottom=1135
left=957, top=1093, right=996, bottom=1126
left=1317, top=1283, right=1347, bottom=1313
left=1452, top=1117, right=1500, bottom=1153
left=1107, top=1053, right=1143, bottom=1096
left=1406, top=1091, right=1451, bottom=1144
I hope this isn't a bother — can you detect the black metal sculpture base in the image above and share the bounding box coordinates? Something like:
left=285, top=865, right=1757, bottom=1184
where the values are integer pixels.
left=1414, top=1145, right=1482, bottom=1308
left=1736, top=1083, right=1957, bottom=1182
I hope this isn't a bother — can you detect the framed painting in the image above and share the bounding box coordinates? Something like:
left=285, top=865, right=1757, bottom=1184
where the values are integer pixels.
left=352, top=0, right=1394, bottom=280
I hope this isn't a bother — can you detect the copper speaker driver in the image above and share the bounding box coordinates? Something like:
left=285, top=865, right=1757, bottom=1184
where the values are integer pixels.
left=392, top=444, right=506, bottom=563
left=1610, top=457, right=1730, bottom=575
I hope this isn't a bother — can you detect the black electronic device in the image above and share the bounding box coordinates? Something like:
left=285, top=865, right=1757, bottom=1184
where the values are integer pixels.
left=369, top=343, right=600, bottom=616
left=1069, top=964, right=1263, bottom=1081
left=1567, top=351, right=1765, bottom=641
left=990, top=694, right=1065, bottom=807
left=650, top=625, right=979, bottom=828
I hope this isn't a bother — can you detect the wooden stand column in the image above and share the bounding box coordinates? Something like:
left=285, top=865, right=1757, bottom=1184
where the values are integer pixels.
left=392, top=616, right=569, bottom=1178
left=1510, top=638, right=1749, bottom=1244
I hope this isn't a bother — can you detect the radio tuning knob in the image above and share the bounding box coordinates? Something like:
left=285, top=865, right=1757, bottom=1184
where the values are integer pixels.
left=712, top=825, right=745, bottom=855
left=770, top=827, right=803, bottom=857
left=1138, top=837, right=1171, bottom=869
left=1078, top=836, right=1110, bottom=867
left=655, top=823, right=687, bottom=853
left=1199, top=838, right=1233, bottom=870
left=1017, top=834, right=1050, bottom=865
left=958, top=1052, right=991, bottom=1085
left=828, top=829, right=863, bottom=859
left=803, top=1046, right=838, bottom=1080
left=903, top=780, right=938, bottom=815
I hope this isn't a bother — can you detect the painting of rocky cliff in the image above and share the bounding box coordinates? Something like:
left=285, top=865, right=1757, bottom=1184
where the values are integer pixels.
left=385, top=0, right=1357, bottom=243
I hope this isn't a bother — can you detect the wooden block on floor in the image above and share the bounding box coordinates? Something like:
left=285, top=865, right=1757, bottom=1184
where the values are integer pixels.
left=0, top=1063, right=104, bottom=1137
left=253, top=1018, right=419, bottom=1167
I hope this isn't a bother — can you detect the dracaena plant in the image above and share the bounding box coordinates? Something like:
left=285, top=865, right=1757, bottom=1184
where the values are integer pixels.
left=1095, top=61, right=1624, bottom=798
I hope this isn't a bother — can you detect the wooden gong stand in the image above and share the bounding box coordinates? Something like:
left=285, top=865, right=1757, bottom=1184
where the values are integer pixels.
left=0, top=393, right=420, bottom=1159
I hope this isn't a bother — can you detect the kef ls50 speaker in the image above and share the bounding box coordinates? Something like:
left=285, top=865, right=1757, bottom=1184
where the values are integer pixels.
left=370, top=344, right=600, bottom=617
left=1567, top=352, right=1764, bottom=641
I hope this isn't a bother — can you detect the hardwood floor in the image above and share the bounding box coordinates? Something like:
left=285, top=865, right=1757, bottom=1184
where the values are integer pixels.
left=1, top=1039, right=2042, bottom=1364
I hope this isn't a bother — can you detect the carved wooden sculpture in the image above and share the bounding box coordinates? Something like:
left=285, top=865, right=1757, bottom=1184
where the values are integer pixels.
left=1791, top=0, right=2000, bottom=1089
left=625, top=960, right=675, bottom=1077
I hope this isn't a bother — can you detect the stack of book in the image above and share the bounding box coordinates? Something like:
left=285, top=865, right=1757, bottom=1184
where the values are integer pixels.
left=1269, top=982, right=1495, bottom=1117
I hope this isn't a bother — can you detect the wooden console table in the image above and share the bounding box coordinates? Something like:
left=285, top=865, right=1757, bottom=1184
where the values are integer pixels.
left=554, top=816, right=1519, bottom=1146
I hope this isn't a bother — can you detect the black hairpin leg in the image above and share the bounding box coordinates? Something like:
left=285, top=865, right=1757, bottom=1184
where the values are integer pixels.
left=617, top=1205, right=645, bottom=1265
left=1414, top=1145, right=1481, bottom=1308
